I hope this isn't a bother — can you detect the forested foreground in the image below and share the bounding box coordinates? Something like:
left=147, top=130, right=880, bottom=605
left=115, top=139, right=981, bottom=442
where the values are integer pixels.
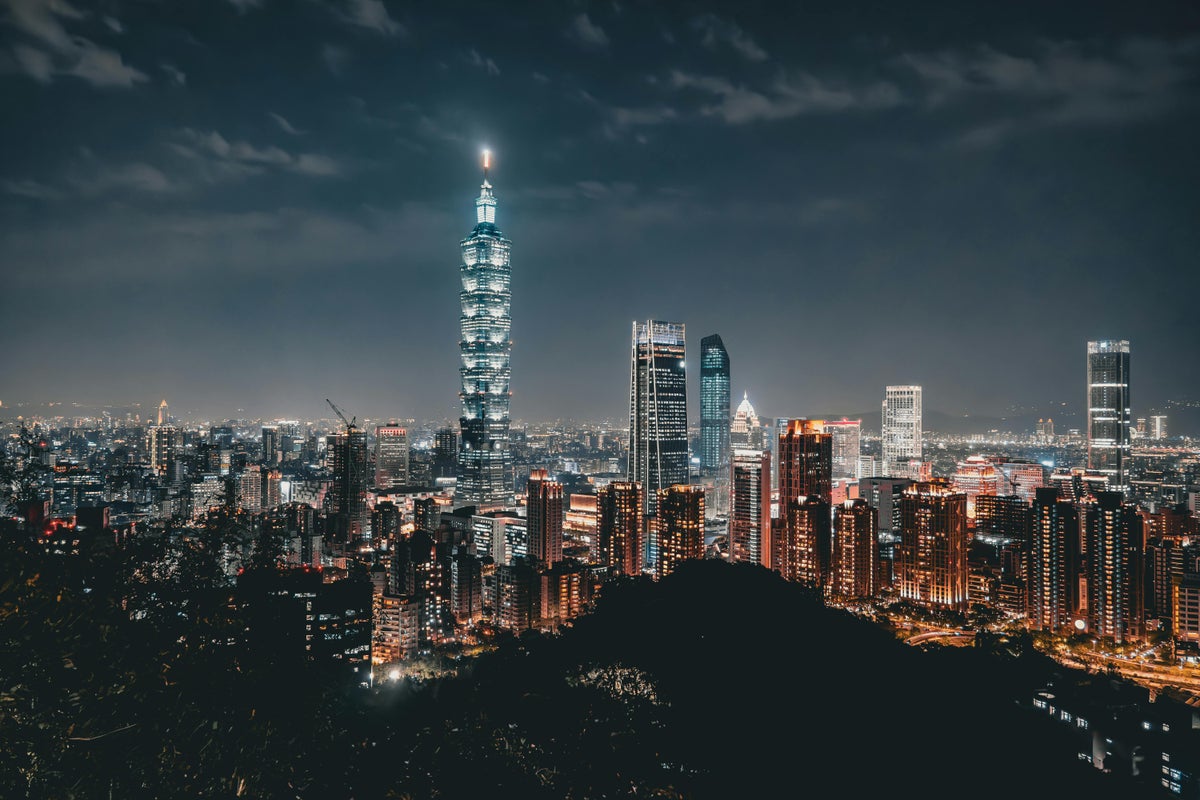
left=1, top=546, right=1152, bottom=799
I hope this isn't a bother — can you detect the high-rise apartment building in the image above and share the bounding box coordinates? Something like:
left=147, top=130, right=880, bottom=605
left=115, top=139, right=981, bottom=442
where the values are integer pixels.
left=654, top=485, right=705, bottom=580
left=598, top=481, right=644, bottom=577
left=1084, top=491, right=1144, bottom=643
left=374, top=424, right=409, bottom=489
left=831, top=498, right=878, bottom=601
left=782, top=495, right=831, bottom=588
left=729, top=449, right=771, bottom=568
left=881, top=385, right=922, bottom=475
left=825, top=418, right=861, bottom=479
left=951, top=455, right=1000, bottom=519
left=1028, top=488, right=1080, bottom=633
left=146, top=423, right=179, bottom=478
left=778, top=420, right=833, bottom=588
left=526, top=469, right=564, bottom=568
left=699, top=334, right=730, bottom=475
left=1086, top=340, right=1130, bottom=493
left=628, top=320, right=688, bottom=515
left=457, top=151, right=514, bottom=508
left=1150, top=414, right=1168, bottom=440
left=897, top=480, right=968, bottom=612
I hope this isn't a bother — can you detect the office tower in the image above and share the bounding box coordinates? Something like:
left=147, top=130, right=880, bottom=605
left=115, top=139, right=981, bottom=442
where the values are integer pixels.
left=1086, top=340, right=1131, bottom=493
left=951, top=455, right=1000, bottom=519
left=146, top=423, right=179, bottom=477
left=526, top=468, right=564, bottom=567
left=1151, top=414, right=1168, bottom=440
left=1028, top=488, right=1080, bottom=633
left=433, top=427, right=458, bottom=479
left=262, top=425, right=280, bottom=465
left=457, top=151, right=514, bottom=508
left=778, top=420, right=832, bottom=504
left=1035, top=418, right=1055, bottom=443
left=831, top=499, right=878, bottom=601
left=994, top=459, right=1045, bottom=505
left=157, top=398, right=169, bottom=425
left=897, top=480, right=968, bottom=612
left=374, top=424, right=409, bottom=489
left=654, top=484, right=704, bottom=580
left=699, top=334, right=731, bottom=475
left=1172, top=574, right=1200, bottom=654
left=328, top=428, right=369, bottom=543
left=881, top=385, right=922, bottom=475
left=974, top=494, right=1030, bottom=542
left=598, top=481, right=644, bottom=577
left=262, top=468, right=282, bottom=511
left=1084, top=491, right=1144, bottom=643
left=782, top=495, right=831, bottom=588
left=627, top=320, right=688, bottom=515
left=730, top=393, right=763, bottom=451
left=825, top=418, right=861, bottom=479
left=729, top=449, right=771, bottom=568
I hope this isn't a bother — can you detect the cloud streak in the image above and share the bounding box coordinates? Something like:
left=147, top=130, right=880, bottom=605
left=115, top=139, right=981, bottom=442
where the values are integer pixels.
left=3, top=0, right=148, bottom=87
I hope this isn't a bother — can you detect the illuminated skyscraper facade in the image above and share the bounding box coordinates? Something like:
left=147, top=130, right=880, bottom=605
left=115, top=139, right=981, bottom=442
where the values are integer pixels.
left=881, top=385, right=922, bottom=475
left=729, top=449, right=771, bottom=568
left=897, top=480, right=967, bottom=612
left=598, top=481, right=644, bottom=577
left=831, top=498, right=878, bottom=601
left=699, top=334, right=730, bottom=474
left=778, top=420, right=833, bottom=588
left=1086, top=340, right=1130, bottom=493
left=825, top=418, right=861, bottom=479
left=374, top=424, right=409, bottom=489
left=457, top=152, right=513, bottom=508
left=1028, top=487, right=1080, bottom=633
left=654, top=485, right=705, bottom=580
left=628, top=320, right=688, bottom=515
left=778, top=419, right=832, bottom=505
left=328, top=428, right=369, bottom=543
left=526, top=468, right=564, bottom=568
left=1084, top=490, right=1144, bottom=643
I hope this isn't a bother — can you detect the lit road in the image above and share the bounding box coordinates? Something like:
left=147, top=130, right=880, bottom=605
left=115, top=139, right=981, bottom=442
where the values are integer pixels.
left=905, top=629, right=976, bottom=646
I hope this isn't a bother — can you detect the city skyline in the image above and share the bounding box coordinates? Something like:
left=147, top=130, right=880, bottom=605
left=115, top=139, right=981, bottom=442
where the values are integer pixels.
left=2, top=2, right=1199, bottom=424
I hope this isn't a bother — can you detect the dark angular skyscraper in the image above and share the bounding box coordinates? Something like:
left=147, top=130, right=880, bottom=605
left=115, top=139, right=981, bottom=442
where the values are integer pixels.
left=1086, top=340, right=1130, bottom=493
left=328, top=428, right=368, bottom=543
left=456, top=151, right=513, bottom=509
left=699, top=334, right=730, bottom=475
left=628, top=320, right=688, bottom=516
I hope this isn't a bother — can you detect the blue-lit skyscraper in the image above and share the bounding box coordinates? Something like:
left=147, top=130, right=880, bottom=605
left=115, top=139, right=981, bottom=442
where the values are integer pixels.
left=456, top=151, right=513, bottom=508
left=699, top=334, right=730, bottom=475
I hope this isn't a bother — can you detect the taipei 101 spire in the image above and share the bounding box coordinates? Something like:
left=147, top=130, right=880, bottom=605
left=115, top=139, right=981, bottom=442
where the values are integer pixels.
left=455, top=149, right=514, bottom=508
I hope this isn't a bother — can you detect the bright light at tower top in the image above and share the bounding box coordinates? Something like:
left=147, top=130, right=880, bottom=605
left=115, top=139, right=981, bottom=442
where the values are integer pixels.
left=482, top=148, right=491, bottom=171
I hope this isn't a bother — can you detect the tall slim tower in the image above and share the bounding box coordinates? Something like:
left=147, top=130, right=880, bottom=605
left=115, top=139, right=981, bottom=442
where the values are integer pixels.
left=1086, top=340, right=1130, bottom=493
left=628, top=320, right=688, bottom=515
left=699, top=334, right=730, bottom=475
left=526, top=469, right=564, bottom=568
left=881, top=385, right=922, bottom=475
left=1084, top=491, right=1144, bottom=643
left=456, top=150, right=514, bottom=508
left=729, top=449, right=771, bottom=568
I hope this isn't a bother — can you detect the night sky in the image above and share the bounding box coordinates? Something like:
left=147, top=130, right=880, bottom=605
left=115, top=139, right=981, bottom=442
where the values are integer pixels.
left=2, top=1, right=1199, bottom=426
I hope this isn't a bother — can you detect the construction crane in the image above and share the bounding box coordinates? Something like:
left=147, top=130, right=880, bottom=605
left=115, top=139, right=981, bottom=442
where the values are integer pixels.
left=325, top=398, right=356, bottom=431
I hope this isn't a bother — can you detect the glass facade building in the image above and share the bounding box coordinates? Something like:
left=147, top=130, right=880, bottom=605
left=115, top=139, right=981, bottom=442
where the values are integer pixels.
left=699, top=334, right=730, bottom=475
left=628, top=320, right=688, bottom=516
left=1086, top=340, right=1130, bottom=493
left=456, top=155, right=513, bottom=508
left=881, top=385, right=922, bottom=476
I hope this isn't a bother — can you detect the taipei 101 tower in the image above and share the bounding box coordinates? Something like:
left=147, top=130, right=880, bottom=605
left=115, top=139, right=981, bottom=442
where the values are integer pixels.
left=455, top=150, right=514, bottom=508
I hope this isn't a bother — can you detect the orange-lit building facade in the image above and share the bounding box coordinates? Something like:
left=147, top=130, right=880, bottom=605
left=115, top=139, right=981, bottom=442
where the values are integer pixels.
left=654, top=484, right=705, bottom=580
left=831, top=498, right=878, bottom=601
left=1084, top=491, right=1144, bottom=644
left=527, top=469, right=564, bottom=567
left=897, top=480, right=968, bottom=612
left=783, top=495, right=831, bottom=589
left=598, top=481, right=644, bottom=577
